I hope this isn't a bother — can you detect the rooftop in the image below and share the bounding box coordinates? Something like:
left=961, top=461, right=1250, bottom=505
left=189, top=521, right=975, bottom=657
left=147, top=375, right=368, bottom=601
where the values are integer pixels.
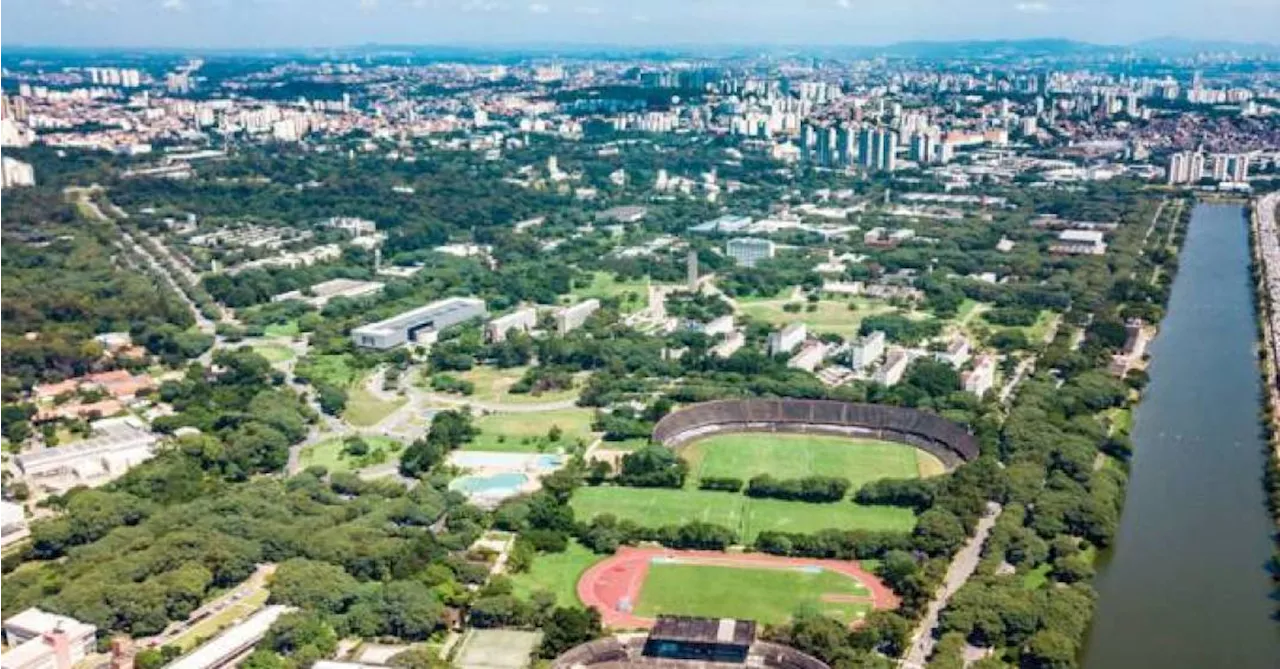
left=649, top=616, right=756, bottom=647
left=353, top=297, right=485, bottom=336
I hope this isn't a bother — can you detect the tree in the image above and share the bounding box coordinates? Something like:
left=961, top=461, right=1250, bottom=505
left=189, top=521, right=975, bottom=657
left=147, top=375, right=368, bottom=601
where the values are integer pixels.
left=538, top=606, right=602, bottom=658
left=378, top=580, right=444, bottom=640
left=388, top=647, right=448, bottom=669
left=1021, top=630, right=1077, bottom=669
left=270, top=558, right=360, bottom=614
left=617, top=446, right=688, bottom=488
left=264, top=611, right=338, bottom=663
left=912, top=509, right=966, bottom=557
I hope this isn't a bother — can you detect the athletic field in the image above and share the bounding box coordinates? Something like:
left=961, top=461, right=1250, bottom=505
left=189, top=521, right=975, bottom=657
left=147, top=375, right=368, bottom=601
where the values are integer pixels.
left=635, top=563, right=872, bottom=625
left=682, top=432, right=946, bottom=489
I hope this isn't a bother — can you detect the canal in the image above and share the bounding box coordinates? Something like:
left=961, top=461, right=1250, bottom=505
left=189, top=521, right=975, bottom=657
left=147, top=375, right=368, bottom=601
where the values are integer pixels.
left=1084, top=203, right=1280, bottom=668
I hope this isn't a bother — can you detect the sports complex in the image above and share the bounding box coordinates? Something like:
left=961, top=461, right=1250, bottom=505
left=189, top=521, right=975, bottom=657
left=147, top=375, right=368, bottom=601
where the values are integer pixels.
left=513, top=399, right=980, bottom=633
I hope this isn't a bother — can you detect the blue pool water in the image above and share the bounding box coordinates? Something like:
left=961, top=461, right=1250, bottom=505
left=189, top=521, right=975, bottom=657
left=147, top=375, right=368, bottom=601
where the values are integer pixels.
left=449, top=452, right=564, bottom=470
left=449, top=472, right=529, bottom=494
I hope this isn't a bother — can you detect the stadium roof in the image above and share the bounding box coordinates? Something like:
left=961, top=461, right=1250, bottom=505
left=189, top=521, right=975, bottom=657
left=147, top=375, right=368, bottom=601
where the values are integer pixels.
left=648, top=616, right=756, bottom=647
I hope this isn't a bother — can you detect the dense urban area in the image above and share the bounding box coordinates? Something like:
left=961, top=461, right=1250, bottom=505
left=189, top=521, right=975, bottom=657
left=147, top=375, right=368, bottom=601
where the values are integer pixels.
left=1, top=40, right=1278, bottom=669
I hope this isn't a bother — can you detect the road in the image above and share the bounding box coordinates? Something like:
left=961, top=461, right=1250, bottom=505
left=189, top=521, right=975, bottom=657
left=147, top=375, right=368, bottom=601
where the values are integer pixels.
left=140, top=563, right=277, bottom=650
left=1249, top=191, right=1280, bottom=443
left=899, top=502, right=1003, bottom=669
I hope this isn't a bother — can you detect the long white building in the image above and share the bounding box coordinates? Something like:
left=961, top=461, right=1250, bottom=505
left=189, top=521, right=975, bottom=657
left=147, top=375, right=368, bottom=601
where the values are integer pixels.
left=486, top=307, right=538, bottom=342
left=352, top=297, right=488, bottom=349
left=14, top=417, right=158, bottom=495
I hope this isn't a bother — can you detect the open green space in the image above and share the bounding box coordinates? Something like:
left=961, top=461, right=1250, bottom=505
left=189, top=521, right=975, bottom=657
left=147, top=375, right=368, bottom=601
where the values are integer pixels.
left=567, top=271, right=650, bottom=314
left=570, top=487, right=916, bottom=542
left=300, top=435, right=404, bottom=473
left=452, top=365, right=581, bottom=405
left=249, top=343, right=295, bottom=363
left=509, top=540, right=601, bottom=606
left=634, top=563, right=871, bottom=625
left=263, top=320, right=301, bottom=338
left=464, top=408, right=598, bottom=453
left=593, top=438, right=650, bottom=452
left=296, top=353, right=361, bottom=388
left=682, top=433, right=944, bottom=491
left=737, top=296, right=906, bottom=338
left=344, top=382, right=407, bottom=427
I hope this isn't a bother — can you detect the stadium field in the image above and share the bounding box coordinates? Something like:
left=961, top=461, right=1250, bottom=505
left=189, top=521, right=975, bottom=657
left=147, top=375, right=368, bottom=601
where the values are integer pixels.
left=682, top=432, right=945, bottom=489
left=569, top=487, right=916, bottom=541
left=634, top=563, right=872, bottom=625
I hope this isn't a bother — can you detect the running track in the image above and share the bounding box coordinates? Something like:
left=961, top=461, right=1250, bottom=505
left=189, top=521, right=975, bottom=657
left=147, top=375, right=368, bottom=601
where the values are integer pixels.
left=577, top=546, right=900, bottom=629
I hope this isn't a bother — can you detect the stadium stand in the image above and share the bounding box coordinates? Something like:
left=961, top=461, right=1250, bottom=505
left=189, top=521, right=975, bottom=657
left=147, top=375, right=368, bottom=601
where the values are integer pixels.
left=652, top=399, right=979, bottom=469
left=551, top=618, right=830, bottom=669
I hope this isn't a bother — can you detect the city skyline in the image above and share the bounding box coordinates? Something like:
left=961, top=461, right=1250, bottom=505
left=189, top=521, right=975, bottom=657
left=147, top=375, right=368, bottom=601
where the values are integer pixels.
left=6, top=0, right=1280, bottom=50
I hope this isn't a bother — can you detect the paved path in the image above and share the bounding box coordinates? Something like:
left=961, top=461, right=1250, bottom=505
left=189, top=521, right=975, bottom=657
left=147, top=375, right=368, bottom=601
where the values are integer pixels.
left=899, top=502, right=1002, bottom=669
left=579, top=546, right=900, bottom=630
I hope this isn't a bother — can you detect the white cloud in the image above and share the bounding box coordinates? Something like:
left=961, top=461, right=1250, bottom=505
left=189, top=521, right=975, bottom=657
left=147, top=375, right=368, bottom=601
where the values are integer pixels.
left=360, top=0, right=378, bottom=11
left=835, top=0, right=851, bottom=9
left=160, top=0, right=186, bottom=10
left=1013, top=1, right=1052, bottom=12
left=528, top=2, right=550, bottom=12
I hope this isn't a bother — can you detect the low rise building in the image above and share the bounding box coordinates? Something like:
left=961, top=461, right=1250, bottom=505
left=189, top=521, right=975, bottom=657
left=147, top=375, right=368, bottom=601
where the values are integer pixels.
left=849, top=331, right=886, bottom=371
left=272, top=278, right=384, bottom=307
left=486, top=307, right=538, bottom=343
left=352, top=297, right=488, bottom=349
left=14, top=417, right=158, bottom=495
left=698, top=315, right=736, bottom=338
left=1050, top=229, right=1108, bottom=256
left=594, top=205, right=648, bottom=224
left=725, top=238, right=776, bottom=268
left=788, top=341, right=830, bottom=372
left=1, top=501, right=29, bottom=549
left=1, top=609, right=97, bottom=669
left=934, top=336, right=972, bottom=368
left=712, top=331, right=746, bottom=358
left=556, top=299, right=600, bottom=334
left=963, top=355, right=997, bottom=397
left=767, top=323, right=807, bottom=356
left=166, top=606, right=295, bottom=669
left=874, top=348, right=911, bottom=387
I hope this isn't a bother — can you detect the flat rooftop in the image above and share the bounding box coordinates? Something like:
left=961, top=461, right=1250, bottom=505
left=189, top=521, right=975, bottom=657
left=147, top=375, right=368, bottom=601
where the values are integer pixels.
left=648, top=616, right=756, bottom=647
left=353, top=297, right=485, bottom=336
left=15, top=418, right=155, bottom=470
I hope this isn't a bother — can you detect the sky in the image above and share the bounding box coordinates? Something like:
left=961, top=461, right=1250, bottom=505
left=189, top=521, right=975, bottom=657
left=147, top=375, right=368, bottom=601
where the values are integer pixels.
left=4, top=0, right=1279, bottom=49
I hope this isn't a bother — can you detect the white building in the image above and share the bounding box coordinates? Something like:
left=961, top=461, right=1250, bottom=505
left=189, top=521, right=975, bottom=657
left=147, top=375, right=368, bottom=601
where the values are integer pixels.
left=325, top=217, right=377, bottom=237
left=725, top=238, right=776, bottom=268
left=1, top=501, right=29, bottom=549
left=934, top=336, right=972, bottom=368
left=788, top=341, right=830, bottom=372
left=166, top=606, right=295, bottom=669
left=14, top=417, right=158, bottom=495
left=1, top=157, right=35, bottom=188
left=874, top=348, right=911, bottom=387
left=1, top=609, right=97, bottom=669
left=712, top=331, right=746, bottom=358
left=963, top=355, right=997, bottom=397
left=555, top=299, right=600, bottom=334
left=271, top=278, right=383, bottom=308
left=486, top=307, right=538, bottom=343
left=1050, top=229, right=1108, bottom=256
left=768, top=323, right=807, bottom=356
left=849, top=331, right=886, bottom=371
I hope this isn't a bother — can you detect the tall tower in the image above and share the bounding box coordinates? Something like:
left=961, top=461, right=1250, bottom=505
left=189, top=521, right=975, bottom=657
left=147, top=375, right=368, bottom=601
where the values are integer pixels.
left=687, top=250, right=699, bottom=290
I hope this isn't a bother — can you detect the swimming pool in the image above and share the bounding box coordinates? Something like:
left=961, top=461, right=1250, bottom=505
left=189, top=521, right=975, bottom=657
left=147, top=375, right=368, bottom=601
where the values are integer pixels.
left=448, top=452, right=564, bottom=470
left=450, top=472, right=530, bottom=495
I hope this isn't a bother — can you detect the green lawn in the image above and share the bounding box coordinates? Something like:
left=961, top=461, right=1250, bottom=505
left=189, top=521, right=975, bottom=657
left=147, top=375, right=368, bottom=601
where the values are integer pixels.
left=737, top=296, right=904, bottom=338
left=570, top=487, right=916, bottom=542
left=344, top=383, right=407, bottom=427
left=510, top=540, right=603, bottom=606
left=464, top=408, right=599, bottom=453
left=451, top=365, right=582, bottom=405
left=682, top=433, right=943, bottom=491
left=593, top=438, right=650, bottom=452
left=300, top=436, right=404, bottom=473
left=296, top=354, right=361, bottom=388
left=568, top=271, right=650, bottom=314
left=635, top=563, right=871, bottom=625
left=264, top=320, right=301, bottom=338
left=250, top=343, right=295, bottom=363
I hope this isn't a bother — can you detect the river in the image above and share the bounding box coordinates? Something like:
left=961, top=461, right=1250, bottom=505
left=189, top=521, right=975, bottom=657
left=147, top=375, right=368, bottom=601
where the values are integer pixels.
left=1084, top=204, right=1280, bottom=668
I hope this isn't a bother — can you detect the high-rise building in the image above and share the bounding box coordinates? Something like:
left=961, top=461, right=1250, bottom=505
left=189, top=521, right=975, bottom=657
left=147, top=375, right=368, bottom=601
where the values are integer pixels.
left=1167, top=151, right=1206, bottom=185
left=1189, top=153, right=1206, bottom=183
left=1229, top=154, right=1249, bottom=182
left=909, top=132, right=933, bottom=163
left=857, top=127, right=876, bottom=168
left=1, top=157, right=35, bottom=188
left=726, top=238, right=776, bottom=268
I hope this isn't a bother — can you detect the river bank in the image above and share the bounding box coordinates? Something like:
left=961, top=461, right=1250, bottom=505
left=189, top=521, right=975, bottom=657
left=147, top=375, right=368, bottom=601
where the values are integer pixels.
left=1246, top=191, right=1280, bottom=605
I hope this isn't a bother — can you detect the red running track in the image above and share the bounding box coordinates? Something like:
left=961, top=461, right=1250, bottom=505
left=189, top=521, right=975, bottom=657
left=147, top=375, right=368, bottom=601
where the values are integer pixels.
left=576, top=546, right=901, bottom=629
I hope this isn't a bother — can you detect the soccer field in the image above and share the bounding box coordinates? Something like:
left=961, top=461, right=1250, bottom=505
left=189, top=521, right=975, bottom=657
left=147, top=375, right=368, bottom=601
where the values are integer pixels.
left=570, top=487, right=916, bottom=541
left=682, top=433, right=944, bottom=490
left=634, top=563, right=871, bottom=625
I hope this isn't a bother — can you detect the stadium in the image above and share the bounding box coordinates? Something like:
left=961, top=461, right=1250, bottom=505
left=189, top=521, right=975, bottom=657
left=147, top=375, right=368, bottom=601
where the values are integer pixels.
left=651, top=399, right=980, bottom=470
left=552, top=616, right=831, bottom=669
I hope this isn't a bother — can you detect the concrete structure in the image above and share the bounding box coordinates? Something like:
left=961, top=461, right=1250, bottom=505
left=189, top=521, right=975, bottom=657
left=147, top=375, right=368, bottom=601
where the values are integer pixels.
left=1, top=500, right=29, bottom=549
left=14, top=417, right=158, bottom=495
left=849, top=331, right=886, bottom=371
left=1050, top=229, right=1108, bottom=256
left=1, top=609, right=96, bottom=669
left=552, top=617, right=831, bottom=669
left=711, top=332, right=745, bottom=358
left=271, top=278, right=384, bottom=307
left=556, top=299, right=600, bottom=334
left=1, top=156, right=35, bottom=188
left=725, top=238, right=776, bottom=268
left=166, top=606, right=294, bottom=669
left=690, top=215, right=751, bottom=234
left=934, top=336, right=972, bottom=368
left=788, top=342, right=829, bottom=372
left=767, top=323, right=806, bottom=356
left=595, top=206, right=648, bottom=224
left=963, top=355, right=997, bottom=397
left=699, top=315, right=735, bottom=338
left=324, top=217, right=377, bottom=237
left=486, top=307, right=538, bottom=343
left=351, top=297, right=487, bottom=349
left=874, top=348, right=911, bottom=387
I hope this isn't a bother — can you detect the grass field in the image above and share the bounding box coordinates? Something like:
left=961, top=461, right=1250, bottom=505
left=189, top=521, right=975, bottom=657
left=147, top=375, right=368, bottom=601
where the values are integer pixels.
left=568, top=271, right=650, bottom=314
left=737, top=296, right=905, bottom=338
left=570, top=487, right=916, bottom=541
left=682, top=433, right=944, bottom=490
left=264, top=320, right=301, bottom=338
left=300, top=436, right=404, bottom=473
left=250, top=343, right=295, bottom=363
left=345, top=382, right=407, bottom=427
left=297, top=354, right=361, bottom=388
left=510, top=540, right=601, bottom=606
left=453, top=366, right=581, bottom=405
left=635, top=563, right=871, bottom=625
left=463, top=408, right=599, bottom=453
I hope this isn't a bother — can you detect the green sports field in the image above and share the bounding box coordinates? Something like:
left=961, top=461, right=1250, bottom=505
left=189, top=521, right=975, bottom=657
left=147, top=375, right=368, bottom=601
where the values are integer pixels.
left=569, top=487, right=916, bottom=541
left=634, top=563, right=871, bottom=624
left=463, top=408, right=599, bottom=453
left=682, top=433, right=945, bottom=489
left=509, top=540, right=601, bottom=606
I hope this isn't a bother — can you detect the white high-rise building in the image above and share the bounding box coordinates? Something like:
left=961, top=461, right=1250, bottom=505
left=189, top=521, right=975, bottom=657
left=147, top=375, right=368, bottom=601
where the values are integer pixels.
left=726, top=237, right=776, bottom=268
left=849, top=331, right=886, bottom=371
left=1, top=157, right=35, bottom=188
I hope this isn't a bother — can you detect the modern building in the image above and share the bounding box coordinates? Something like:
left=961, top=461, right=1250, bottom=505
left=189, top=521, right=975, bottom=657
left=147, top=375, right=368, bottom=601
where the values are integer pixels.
left=874, top=348, right=911, bottom=387
left=166, top=606, right=294, bottom=669
left=963, top=355, right=997, bottom=397
left=849, top=331, right=886, bottom=371
left=725, top=238, right=776, bottom=268
left=1211, top=154, right=1250, bottom=183
left=351, top=297, right=487, bottom=349
left=1, top=609, right=97, bottom=669
left=1050, top=229, right=1108, bottom=256
left=788, top=342, right=829, bottom=372
left=14, top=417, right=158, bottom=495
left=1, top=156, right=35, bottom=188
left=690, top=215, right=752, bottom=234
left=768, top=323, right=807, bottom=357
left=1, top=501, right=29, bottom=549
left=486, top=307, right=538, bottom=343
left=271, top=278, right=384, bottom=307
left=556, top=299, right=600, bottom=334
